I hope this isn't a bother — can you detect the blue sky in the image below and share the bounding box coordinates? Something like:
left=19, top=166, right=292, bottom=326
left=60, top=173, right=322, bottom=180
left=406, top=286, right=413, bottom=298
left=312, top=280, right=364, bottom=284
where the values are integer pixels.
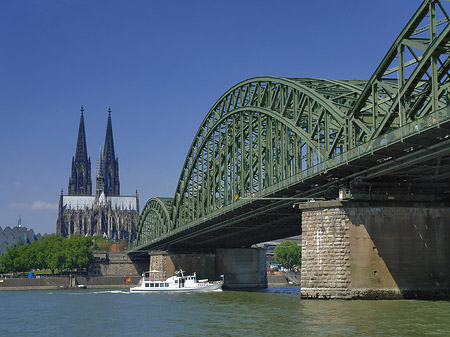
left=0, top=0, right=422, bottom=235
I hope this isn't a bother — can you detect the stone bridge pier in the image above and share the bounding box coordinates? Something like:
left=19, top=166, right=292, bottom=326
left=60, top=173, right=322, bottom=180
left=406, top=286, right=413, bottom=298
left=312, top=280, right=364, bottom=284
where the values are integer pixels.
left=147, top=248, right=267, bottom=289
left=300, top=200, right=450, bottom=300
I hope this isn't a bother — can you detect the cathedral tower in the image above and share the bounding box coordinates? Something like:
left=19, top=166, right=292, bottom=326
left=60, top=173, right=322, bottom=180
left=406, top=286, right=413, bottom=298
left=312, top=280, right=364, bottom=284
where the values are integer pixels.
left=58, top=106, right=138, bottom=241
left=68, top=107, right=92, bottom=195
left=101, top=108, right=120, bottom=196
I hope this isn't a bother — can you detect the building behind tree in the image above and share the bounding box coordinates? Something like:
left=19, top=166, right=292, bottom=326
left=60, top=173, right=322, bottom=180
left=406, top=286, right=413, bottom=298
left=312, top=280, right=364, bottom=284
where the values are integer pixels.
left=0, top=225, right=42, bottom=256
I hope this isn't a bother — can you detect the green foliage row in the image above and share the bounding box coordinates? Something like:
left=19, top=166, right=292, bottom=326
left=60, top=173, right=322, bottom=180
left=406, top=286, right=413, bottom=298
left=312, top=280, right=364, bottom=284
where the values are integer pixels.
left=0, top=234, right=96, bottom=275
left=274, top=241, right=302, bottom=271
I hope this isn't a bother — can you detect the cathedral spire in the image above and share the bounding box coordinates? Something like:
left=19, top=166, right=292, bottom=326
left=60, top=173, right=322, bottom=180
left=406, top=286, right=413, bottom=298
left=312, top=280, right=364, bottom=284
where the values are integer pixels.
left=75, top=106, right=88, bottom=164
left=102, top=108, right=120, bottom=196
left=96, top=146, right=105, bottom=196
left=104, top=107, right=115, bottom=163
left=68, top=107, right=92, bottom=195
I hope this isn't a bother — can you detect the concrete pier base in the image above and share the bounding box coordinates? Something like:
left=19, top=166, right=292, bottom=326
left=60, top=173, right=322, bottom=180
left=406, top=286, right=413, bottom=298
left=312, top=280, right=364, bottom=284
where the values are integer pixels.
left=148, top=248, right=267, bottom=289
left=300, top=201, right=450, bottom=300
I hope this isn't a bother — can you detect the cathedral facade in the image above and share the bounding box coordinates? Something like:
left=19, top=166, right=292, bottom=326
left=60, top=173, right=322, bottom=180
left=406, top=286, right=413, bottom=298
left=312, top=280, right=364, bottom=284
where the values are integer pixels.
left=56, top=107, right=139, bottom=241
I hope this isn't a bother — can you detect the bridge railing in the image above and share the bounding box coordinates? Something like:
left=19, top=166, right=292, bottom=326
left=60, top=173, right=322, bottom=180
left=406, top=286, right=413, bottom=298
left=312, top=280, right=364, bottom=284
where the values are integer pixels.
left=341, top=106, right=450, bottom=165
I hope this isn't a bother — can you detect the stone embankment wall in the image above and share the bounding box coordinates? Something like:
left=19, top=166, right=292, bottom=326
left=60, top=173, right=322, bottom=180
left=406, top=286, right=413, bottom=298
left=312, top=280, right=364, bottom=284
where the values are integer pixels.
left=301, top=200, right=450, bottom=300
left=267, top=273, right=301, bottom=286
left=0, top=275, right=141, bottom=290
left=0, top=251, right=148, bottom=290
left=90, top=251, right=148, bottom=276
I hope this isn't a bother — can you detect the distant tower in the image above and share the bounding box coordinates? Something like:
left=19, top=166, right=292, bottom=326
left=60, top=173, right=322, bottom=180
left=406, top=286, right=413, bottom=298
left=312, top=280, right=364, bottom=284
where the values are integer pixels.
left=102, top=108, right=120, bottom=196
left=68, top=106, right=92, bottom=195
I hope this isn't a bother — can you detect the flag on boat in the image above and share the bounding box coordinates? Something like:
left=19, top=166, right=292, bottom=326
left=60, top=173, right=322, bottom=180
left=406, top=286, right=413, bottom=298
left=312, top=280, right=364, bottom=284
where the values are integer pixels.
left=124, top=277, right=131, bottom=283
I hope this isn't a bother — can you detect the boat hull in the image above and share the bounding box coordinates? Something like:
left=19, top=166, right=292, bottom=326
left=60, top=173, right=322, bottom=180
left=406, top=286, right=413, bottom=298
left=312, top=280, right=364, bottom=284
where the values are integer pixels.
left=130, top=282, right=222, bottom=293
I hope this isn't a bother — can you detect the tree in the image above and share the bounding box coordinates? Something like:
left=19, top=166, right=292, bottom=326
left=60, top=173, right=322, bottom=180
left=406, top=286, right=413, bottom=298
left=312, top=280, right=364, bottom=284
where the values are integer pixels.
left=64, top=235, right=94, bottom=273
left=13, top=245, right=30, bottom=273
left=0, top=246, right=17, bottom=273
left=274, top=241, right=302, bottom=271
left=33, top=238, right=48, bottom=270
left=39, top=234, right=65, bottom=274
left=0, top=234, right=96, bottom=275
left=0, top=244, right=32, bottom=274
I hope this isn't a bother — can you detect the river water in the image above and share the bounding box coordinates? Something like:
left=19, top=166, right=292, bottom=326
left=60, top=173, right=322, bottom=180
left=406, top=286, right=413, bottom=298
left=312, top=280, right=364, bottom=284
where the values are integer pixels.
left=1, top=287, right=449, bottom=336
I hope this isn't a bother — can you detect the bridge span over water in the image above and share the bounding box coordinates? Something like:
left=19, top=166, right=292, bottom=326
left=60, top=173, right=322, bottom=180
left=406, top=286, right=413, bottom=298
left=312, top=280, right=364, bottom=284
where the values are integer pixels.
left=129, top=0, right=450, bottom=259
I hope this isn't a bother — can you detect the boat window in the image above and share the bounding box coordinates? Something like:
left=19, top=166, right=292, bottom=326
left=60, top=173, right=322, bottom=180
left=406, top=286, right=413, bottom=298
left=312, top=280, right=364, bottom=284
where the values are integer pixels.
left=150, top=283, right=154, bottom=287
left=145, top=283, right=149, bottom=288
left=155, top=283, right=159, bottom=288
left=175, top=279, right=178, bottom=283
left=165, top=283, right=169, bottom=287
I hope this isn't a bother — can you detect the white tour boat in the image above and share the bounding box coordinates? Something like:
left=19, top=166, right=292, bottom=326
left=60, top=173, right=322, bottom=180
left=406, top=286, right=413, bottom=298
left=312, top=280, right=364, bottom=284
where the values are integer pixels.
left=129, top=270, right=223, bottom=293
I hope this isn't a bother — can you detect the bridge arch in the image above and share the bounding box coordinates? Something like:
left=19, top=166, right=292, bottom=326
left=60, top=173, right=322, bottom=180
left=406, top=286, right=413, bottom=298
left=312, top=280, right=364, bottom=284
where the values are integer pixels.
left=135, top=197, right=173, bottom=247
left=171, top=77, right=369, bottom=228
left=135, top=77, right=370, bottom=244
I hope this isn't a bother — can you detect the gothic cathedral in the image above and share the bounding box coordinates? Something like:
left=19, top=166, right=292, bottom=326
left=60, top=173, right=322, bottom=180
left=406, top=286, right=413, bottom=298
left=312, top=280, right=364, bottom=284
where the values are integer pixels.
left=56, top=107, right=139, bottom=241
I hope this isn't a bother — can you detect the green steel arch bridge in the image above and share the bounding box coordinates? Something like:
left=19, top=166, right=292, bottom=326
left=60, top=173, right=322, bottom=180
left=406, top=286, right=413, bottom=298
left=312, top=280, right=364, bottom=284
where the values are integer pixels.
left=130, top=0, right=450, bottom=256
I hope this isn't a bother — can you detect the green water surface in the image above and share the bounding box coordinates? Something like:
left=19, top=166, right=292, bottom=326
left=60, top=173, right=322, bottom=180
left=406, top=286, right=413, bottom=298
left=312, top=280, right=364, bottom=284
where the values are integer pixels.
left=1, top=287, right=448, bottom=336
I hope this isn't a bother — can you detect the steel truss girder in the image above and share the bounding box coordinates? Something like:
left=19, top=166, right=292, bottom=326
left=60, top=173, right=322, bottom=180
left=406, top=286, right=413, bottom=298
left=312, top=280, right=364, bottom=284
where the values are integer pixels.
left=171, top=77, right=365, bottom=230
left=350, top=0, right=450, bottom=143
left=133, top=78, right=365, bottom=247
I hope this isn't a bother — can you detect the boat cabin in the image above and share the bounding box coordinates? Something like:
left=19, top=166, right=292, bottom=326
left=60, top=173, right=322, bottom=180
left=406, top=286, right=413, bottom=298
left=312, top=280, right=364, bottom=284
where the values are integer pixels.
left=139, top=271, right=198, bottom=289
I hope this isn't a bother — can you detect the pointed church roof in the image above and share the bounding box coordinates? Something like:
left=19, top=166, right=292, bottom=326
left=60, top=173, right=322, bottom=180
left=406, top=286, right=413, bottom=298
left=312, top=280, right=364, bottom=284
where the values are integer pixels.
left=103, top=107, right=115, bottom=162
left=101, top=108, right=120, bottom=196
left=75, top=106, right=89, bottom=164
left=68, top=106, right=92, bottom=196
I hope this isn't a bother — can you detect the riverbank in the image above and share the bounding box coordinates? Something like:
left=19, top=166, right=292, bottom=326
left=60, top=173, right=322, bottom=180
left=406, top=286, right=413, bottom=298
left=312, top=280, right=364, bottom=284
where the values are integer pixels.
left=268, top=272, right=301, bottom=286
left=0, top=273, right=299, bottom=290
left=0, top=275, right=141, bottom=291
